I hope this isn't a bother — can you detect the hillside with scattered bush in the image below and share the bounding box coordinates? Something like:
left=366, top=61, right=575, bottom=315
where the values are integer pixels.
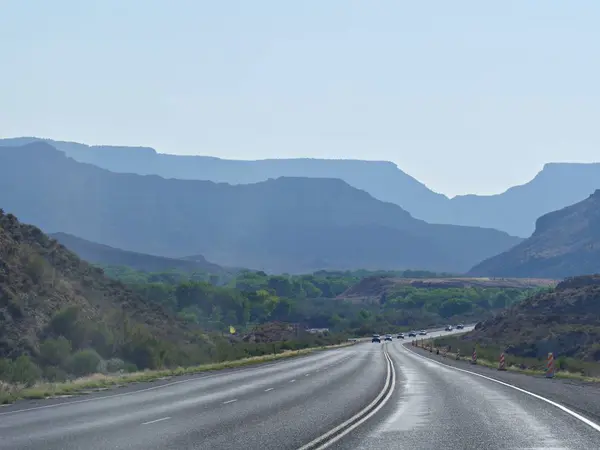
left=0, top=211, right=345, bottom=388
left=465, top=274, right=600, bottom=361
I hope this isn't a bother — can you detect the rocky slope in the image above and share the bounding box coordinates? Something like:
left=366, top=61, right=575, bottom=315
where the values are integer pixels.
left=469, top=190, right=600, bottom=278
left=0, top=209, right=194, bottom=367
left=467, top=275, right=600, bottom=361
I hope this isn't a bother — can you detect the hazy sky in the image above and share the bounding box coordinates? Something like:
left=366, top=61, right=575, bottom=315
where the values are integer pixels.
left=1, top=1, right=599, bottom=197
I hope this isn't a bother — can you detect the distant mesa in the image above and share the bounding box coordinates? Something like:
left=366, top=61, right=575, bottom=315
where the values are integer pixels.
left=2, top=137, right=600, bottom=238
left=0, top=142, right=520, bottom=274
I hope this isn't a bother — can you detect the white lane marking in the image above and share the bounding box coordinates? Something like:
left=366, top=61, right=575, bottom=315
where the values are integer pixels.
left=297, top=350, right=396, bottom=450
left=305, top=373, right=310, bottom=376
left=403, top=345, right=600, bottom=434
left=222, top=399, right=238, bottom=404
left=0, top=348, right=357, bottom=417
left=142, top=416, right=171, bottom=425
left=264, top=388, right=274, bottom=392
left=290, top=379, right=296, bottom=383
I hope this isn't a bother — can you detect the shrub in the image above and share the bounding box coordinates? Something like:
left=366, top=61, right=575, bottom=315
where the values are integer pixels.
left=68, top=349, right=102, bottom=377
left=123, top=362, right=138, bottom=373
left=0, top=358, right=13, bottom=382
left=11, top=355, right=42, bottom=386
left=39, top=336, right=72, bottom=367
left=106, top=358, right=126, bottom=373
left=43, top=366, right=68, bottom=382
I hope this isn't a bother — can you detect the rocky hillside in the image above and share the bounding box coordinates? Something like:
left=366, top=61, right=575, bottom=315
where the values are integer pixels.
left=0, top=143, right=521, bottom=273
left=467, top=275, right=600, bottom=361
left=0, top=209, right=200, bottom=371
left=469, top=190, right=600, bottom=278
left=51, top=232, right=225, bottom=274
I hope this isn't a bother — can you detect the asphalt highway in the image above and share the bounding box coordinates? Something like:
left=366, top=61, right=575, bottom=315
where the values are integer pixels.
left=2, top=327, right=600, bottom=450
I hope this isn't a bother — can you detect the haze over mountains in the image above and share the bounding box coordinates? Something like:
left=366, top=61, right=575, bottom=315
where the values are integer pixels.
left=0, top=142, right=520, bottom=274
left=50, top=232, right=226, bottom=275
left=470, top=190, right=600, bottom=278
left=2, top=137, right=599, bottom=237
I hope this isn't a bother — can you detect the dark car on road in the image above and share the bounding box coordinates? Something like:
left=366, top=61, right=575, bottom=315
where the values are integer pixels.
left=372, top=334, right=381, bottom=343
left=456, top=324, right=465, bottom=330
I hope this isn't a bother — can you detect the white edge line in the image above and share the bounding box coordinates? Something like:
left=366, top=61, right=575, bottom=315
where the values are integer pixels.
left=264, top=388, right=274, bottom=392
left=223, top=399, right=238, bottom=404
left=296, top=349, right=394, bottom=450
left=0, top=348, right=356, bottom=417
left=142, top=416, right=171, bottom=425
left=403, top=345, right=600, bottom=433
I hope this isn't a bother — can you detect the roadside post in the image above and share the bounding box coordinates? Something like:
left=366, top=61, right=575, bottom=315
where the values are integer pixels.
left=498, top=352, right=506, bottom=371
left=456, top=348, right=460, bottom=360
left=470, top=347, right=477, bottom=365
left=546, top=352, right=555, bottom=378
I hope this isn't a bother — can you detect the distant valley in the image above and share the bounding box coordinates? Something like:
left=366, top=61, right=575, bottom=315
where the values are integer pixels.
left=2, top=137, right=600, bottom=237
left=0, top=142, right=520, bottom=274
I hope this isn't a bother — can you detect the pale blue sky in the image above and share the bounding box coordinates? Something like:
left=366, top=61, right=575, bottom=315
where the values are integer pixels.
left=1, top=1, right=599, bottom=196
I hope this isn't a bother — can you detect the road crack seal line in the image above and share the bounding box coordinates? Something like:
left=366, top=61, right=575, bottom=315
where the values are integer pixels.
left=296, top=348, right=396, bottom=450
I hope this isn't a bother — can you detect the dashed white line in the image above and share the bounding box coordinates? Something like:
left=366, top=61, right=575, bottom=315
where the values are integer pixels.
left=305, top=373, right=310, bottom=376
left=142, top=416, right=171, bottom=425
left=264, top=388, right=274, bottom=392
left=290, top=379, right=296, bottom=383
left=223, top=399, right=238, bottom=404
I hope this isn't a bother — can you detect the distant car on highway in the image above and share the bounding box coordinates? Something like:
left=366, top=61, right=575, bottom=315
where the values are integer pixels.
left=384, top=334, right=393, bottom=342
left=456, top=324, right=465, bottom=330
left=372, top=334, right=381, bottom=343
left=419, top=330, right=427, bottom=335
left=397, top=333, right=405, bottom=339
left=445, top=325, right=453, bottom=331
left=408, top=331, right=417, bottom=337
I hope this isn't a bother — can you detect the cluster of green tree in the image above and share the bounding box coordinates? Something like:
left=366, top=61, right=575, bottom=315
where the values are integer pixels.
left=100, top=266, right=538, bottom=337
left=99, top=265, right=453, bottom=294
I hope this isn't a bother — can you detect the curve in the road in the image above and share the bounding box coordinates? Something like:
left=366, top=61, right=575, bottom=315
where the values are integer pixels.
left=297, top=348, right=396, bottom=450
